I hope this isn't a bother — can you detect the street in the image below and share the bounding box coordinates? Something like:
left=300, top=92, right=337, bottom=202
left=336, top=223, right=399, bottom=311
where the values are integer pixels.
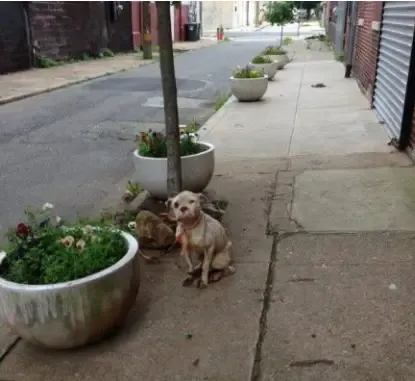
left=0, top=32, right=274, bottom=234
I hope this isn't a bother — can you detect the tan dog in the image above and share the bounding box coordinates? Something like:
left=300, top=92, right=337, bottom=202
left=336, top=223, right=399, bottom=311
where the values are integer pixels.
left=167, top=191, right=235, bottom=288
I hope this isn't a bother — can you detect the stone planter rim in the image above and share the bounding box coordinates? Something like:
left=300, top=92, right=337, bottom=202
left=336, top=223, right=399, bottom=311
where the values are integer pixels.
left=0, top=231, right=138, bottom=291
left=230, top=75, right=269, bottom=80
left=133, top=141, right=214, bottom=161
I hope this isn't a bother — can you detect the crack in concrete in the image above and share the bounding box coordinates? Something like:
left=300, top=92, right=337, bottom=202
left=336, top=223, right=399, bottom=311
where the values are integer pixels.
left=0, top=336, right=20, bottom=364
left=289, top=359, right=335, bottom=367
left=250, top=235, right=278, bottom=381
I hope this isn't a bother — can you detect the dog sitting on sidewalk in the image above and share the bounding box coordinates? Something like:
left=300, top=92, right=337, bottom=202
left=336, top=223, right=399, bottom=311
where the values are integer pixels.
left=167, top=191, right=235, bottom=288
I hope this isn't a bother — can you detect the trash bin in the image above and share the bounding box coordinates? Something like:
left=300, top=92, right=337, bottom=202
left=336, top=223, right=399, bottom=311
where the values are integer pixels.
left=185, top=23, right=199, bottom=41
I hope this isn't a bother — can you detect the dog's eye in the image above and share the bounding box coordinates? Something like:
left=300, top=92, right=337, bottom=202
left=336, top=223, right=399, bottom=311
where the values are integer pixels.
left=189, top=200, right=195, bottom=204
left=174, top=202, right=179, bottom=209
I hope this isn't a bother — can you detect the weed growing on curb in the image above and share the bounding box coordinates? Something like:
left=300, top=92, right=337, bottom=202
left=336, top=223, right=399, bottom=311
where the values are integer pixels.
left=215, top=93, right=231, bottom=111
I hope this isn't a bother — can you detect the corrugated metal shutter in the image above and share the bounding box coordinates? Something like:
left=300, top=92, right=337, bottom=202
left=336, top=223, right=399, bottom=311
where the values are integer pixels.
left=373, top=1, right=415, bottom=140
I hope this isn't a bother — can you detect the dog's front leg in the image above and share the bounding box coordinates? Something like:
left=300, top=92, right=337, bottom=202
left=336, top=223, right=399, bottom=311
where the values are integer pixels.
left=199, top=247, right=214, bottom=289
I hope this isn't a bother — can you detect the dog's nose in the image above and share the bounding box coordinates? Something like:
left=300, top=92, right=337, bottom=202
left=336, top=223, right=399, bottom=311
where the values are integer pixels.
left=180, top=206, right=188, bottom=213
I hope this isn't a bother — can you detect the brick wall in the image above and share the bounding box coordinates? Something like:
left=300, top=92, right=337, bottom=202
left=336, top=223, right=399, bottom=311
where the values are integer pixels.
left=352, top=1, right=383, bottom=101
left=28, top=1, right=133, bottom=61
left=0, top=2, right=31, bottom=74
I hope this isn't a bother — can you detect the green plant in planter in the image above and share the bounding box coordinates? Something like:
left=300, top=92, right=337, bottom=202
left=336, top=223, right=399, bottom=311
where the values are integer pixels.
left=263, top=45, right=287, bottom=56
left=233, top=64, right=265, bottom=79
left=137, top=126, right=204, bottom=158
left=251, top=55, right=274, bottom=64
left=0, top=204, right=126, bottom=285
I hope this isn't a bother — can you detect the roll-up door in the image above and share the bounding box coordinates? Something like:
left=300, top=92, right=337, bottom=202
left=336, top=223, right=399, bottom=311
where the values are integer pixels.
left=373, top=1, right=415, bottom=140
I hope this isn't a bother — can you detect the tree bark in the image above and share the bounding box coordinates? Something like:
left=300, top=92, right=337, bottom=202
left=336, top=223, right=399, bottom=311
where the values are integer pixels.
left=142, top=1, right=152, bottom=59
left=156, top=2, right=182, bottom=197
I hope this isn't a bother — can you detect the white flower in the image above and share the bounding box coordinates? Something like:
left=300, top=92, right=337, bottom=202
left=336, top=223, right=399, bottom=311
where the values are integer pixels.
left=127, top=221, right=136, bottom=230
left=0, top=251, right=6, bottom=265
left=56, top=216, right=62, bottom=224
left=42, top=202, right=54, bottom=211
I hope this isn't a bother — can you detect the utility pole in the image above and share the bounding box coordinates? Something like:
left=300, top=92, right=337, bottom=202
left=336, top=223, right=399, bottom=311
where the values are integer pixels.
left=142, top=1, right=152, bottom=59
left=255, top=1, right=260, bottom=27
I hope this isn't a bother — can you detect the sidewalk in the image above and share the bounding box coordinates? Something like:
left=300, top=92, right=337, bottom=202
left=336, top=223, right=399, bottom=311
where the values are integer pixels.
left=0, top=39, right=217, bottom=106
left=1, top=41, right=415, bottom=380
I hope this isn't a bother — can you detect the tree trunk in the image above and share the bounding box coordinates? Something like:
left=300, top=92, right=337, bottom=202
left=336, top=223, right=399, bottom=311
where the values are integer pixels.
left=306, top=8, right=311, bottom=20
left=142, top=1, right=152, bottom=59
left=280, top=24, right=284, bottom=47
left=156, top=2, right=182, bottom=197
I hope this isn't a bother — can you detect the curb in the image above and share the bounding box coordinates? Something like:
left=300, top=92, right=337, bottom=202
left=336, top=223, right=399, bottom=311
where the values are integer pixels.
left=199, top=95, right=235, bottom=140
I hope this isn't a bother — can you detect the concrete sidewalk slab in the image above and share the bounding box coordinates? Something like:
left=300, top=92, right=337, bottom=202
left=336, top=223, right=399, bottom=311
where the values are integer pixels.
left=292, top=167, right=415, bottom=232
left=0, top=171, right=274, bottom=381
left=261, top=233, right=415, bottom=381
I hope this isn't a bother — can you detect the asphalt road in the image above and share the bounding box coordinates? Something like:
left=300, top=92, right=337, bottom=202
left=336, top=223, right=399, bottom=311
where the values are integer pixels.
left=0, top=35, right=273, bottom=234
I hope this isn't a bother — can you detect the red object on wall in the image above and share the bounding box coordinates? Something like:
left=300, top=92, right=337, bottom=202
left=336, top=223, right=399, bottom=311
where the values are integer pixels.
left=351, top=1, right=383, bottom=101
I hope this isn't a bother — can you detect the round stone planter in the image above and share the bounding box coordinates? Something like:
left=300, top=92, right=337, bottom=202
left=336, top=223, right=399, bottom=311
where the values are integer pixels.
left=265, top=53, right=289, bottom=69
left=250, top=61, right=278, bottom=80
left=230, top=75, right=269, bottom=102
left=0, top=231, right=140, bottom=349
left=133, top=142, right=215, bottom=200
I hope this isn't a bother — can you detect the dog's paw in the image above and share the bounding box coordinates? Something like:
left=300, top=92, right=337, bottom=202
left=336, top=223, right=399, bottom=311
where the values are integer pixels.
left=182, top=275, right=195, bottom=287
left=225, top=265, right=236, bottom=275
left=197, top=279, right=208, bottom=289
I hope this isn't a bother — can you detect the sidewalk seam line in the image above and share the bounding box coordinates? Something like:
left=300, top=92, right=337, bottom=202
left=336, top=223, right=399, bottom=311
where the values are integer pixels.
left=250, top=235, right=278, bottom=381
left=287, top=64, right=305, bottom=157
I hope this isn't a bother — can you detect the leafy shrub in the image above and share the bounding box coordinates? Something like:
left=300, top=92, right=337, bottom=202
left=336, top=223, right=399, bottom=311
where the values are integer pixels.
left=251, top=55, right=274, bottom=64
left=263, top=46, right=287, bottom=55
left=137, top=128, right=204, bottom=158
left=233, top=64, right=265, bottom=79
left=0, top=205, right=126, bottom=285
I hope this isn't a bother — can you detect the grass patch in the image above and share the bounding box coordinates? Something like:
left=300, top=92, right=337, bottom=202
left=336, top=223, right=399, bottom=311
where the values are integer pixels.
left=334, top=52, right=344, bottom=62
left=215, top=92, right=231, bottom=111
left=35, top=56, right=61, bottom=68
left=283, top=37, right=293, bottom=45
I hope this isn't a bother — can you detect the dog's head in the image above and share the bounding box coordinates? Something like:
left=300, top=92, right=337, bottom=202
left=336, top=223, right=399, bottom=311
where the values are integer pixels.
left=166, top=191, right=207, bottom=224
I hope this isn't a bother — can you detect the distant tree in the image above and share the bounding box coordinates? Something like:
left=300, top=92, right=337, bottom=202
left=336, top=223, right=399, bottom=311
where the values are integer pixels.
left=264, top=2, right=295, bottom=46
left=292, top=1, right=321, bottom=20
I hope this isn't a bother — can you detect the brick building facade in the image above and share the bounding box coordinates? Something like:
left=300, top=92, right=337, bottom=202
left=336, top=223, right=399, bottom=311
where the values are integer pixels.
left=0, top=1, right=191, bottom=75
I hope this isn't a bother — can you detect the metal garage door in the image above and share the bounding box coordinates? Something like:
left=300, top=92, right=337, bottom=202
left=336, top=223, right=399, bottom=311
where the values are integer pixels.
left=373, top=1, right=415, bottom=139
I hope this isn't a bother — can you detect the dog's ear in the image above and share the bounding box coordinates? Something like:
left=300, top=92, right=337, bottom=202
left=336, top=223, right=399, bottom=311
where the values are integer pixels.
left=197, top=193, right=209, bottom=204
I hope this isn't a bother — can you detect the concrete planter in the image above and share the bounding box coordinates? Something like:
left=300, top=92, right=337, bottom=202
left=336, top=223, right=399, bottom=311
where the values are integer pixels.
left=230, top=75, right=269, bottom=102
left=265, top=53, right=289, bottom=69
left=0, top=231, right=140, bottom=349
left=250, top=61, right=278, bottom=80
left=133, top=142, right=215, bottom=200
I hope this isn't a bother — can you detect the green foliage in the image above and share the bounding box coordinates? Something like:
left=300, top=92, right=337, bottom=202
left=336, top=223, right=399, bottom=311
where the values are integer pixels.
left=292, top=1, right=320, bottom=11
left=264, top=1, right=295, bottom=26
left=0, top=205, right=126, bottom=285
left=137, top=128, right=204, bottom=158
left=215, top=92, right=231, bottom=111
left=335, top=52, right=345, bottom=62
left=35, top=56, right=60, bottom=69
left=262, top=46, right=287, bottom=55
left=233, top=65, right=265, bottom=79
left=251, top=55, right=274, bottom=64
left=283, top=37, right=293, bottom=45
